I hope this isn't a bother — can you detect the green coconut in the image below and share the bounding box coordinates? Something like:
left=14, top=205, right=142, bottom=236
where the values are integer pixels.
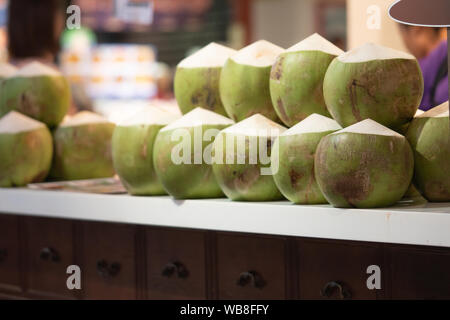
left=270, top=33, right=344, bottom=127
left=323, top=43, right=424, bottom=129
left=0, top=111, right=52, bottom=187
left=112, top=107, right=180, bottom=196
left=396, top=109, right=424, bottom=135
left=0, top=63, right=17, bottom=81
left=272, top=114, right=342, bottom=204
left=220, top=40, right=284, bottom=122
left=315, top=119, right=414, bottom=208
left=51, top=111, right=115, bottom=181
left=174, top=43, right=236, bottom=116
left=0, top=61, right=71, bottom=128
left=153, top=107, right=234, bottom=199
left=406, top=102, right=450, bottom=202
left=212, top=114, right=287, bottom=201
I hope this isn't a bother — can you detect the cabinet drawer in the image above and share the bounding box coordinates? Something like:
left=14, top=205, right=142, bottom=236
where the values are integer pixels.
left=81, top=222, right=137, bottom=300
left=25, top=217, right=75, bottom=299
left=146, top=228, right=207, bottom=299
left=389, top=246, right=450, bottom=299
left=297, top=239, right=384, bottom=300
left=216, top=233, right=287, bottom=300
left=0, top=215, right=21, bottom=294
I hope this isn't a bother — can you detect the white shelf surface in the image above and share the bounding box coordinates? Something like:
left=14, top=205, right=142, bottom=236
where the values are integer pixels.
left=0, top=189, right=449, bottom=248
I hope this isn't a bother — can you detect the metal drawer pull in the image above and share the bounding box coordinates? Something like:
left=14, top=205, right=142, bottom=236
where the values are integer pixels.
left=39, top=247, right=60, bottom=262
left=237, top=271, right=266, bottom=289
left=0, top=249, right=7, bottom=263
left=162, top=261, right=189, bottom=279
left=320, top=281, right=352, bottom=299
left=97, top=260, right=121, bottom=279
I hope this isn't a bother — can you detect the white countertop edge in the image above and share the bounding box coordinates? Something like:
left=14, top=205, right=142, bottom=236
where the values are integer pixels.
left=0, top=189, right=450, bottom=248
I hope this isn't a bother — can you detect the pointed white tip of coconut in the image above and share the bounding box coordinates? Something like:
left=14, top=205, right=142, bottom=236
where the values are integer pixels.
left=161, top=107, right=234, bottom=132
left=231, top=40, right=284, bottom=67
left=12, top=61, right=62, bottom=78
left=118, top=106, right=180, bottom=127
left=60, top=111, right=111, bottom=128
left=0, top=111, right=45, bottom=134
left=178, top=43, right=237, bottom=68
left=222, top=114, right=287, bottom=137
left=417, top=101, right=449, bottom=118
left=338, top=43, right=415, bottom=63
left=414, top=109, right=424, bottom=117
left=0, top=63, right=18, bottom=78
left=333, top=119, right=403, bottom=137
left=283, top=114, right=342, bottom=136
left=286, top=33, right=344, bottom=56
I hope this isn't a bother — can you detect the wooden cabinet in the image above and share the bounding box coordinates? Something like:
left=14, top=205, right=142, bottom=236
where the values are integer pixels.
left=24, top=217, right=76, bottom=299
left=80, top=222, right=138, bottom=300
left=145, top=228, right=207, bottom=300
left=296, top=239, right=385, bottom=300
left=1, top=214, right=450, bottom=300
left=0, top=215, right=21, bottom=295
left=389, top=246, right=450, bottom=299
left=216, top=233, right=288, bottom=300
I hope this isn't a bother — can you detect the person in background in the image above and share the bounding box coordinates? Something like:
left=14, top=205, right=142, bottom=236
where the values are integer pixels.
left=7, top=0, right=65, bottom=68
left=399, top=26, right=448, bottom=111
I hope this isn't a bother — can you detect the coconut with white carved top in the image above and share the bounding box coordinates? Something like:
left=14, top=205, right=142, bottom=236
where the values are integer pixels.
left=174, top=43, right=236, bottom=116
left=153, top=107, right=234, bottom=199
left=51, top=111, right=115, bottom=181
left=112, top=107, right=180, bottom=196
left=406, top=101, right=450, bottom=202
left=323, top=43, right=424, bottom=130
left=0, top=111, right=52, bottom=187
left=0, top=63, right=17, bottom=80
left=271, top=114, right=342, bottom=204
left=314, top=119, right=414, bottom=208
left=220, top=40, right=284, bottom=122
left=270, top=34, right=344, bottom=127
left=0, top=61, right=70, bottom=127
left=212, top=114, right=287, bottom=201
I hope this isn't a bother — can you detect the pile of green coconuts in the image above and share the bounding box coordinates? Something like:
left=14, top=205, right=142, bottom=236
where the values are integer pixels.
left=0, top=34, right=448, bottom=209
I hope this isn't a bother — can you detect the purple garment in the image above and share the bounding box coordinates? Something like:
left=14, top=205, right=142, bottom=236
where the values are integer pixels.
left=418, top=41, right=448, bottom=111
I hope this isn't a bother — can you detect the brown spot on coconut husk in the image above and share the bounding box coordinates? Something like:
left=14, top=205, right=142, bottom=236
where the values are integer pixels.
left=18, top=93, right=40, bottom=118
left=276, top=98, right=288, bottom=123
left=289, top=169, right=304, bottom=188
left=270, top=56, right=284, bottom=81
left=333, top=169, right=372, bottom=207
left=230, top=166, right=261, bottom=191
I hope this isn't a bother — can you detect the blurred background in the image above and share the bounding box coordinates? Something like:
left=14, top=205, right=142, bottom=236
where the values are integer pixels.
left=0, top=0, right=446, bottom=120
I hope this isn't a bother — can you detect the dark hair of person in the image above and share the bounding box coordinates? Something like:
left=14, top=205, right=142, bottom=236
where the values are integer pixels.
left=7, top=0, right=64, bottom=59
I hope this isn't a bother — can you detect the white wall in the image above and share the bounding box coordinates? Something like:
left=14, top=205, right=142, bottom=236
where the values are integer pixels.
left=251, top=0, right=315, bottom=49
left=347, top=0, right=407, bottom=51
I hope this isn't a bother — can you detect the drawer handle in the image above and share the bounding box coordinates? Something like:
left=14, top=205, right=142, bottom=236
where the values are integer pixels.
left=237, top=271, right=266, bottom=289
left=320, top=281, right=352, bottom=300
left=0, top=249, right=7, bottom=263
left=162, top=261, right=189, bottom=279
left=97, top=260, right=121, bottom=279
left=39, top=247, right=60, bottom=262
